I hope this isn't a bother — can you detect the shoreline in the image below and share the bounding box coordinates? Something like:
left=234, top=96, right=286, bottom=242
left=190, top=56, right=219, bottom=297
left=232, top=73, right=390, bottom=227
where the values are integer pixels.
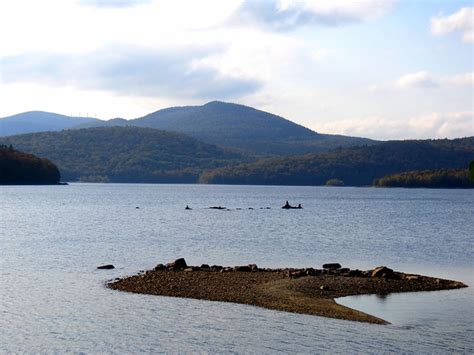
left=107, top=259, right=468, bottom=325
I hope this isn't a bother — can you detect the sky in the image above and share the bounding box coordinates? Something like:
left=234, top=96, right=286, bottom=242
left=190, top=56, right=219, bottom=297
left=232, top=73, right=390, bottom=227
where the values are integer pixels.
left=0, top=0, right=472, bottom=140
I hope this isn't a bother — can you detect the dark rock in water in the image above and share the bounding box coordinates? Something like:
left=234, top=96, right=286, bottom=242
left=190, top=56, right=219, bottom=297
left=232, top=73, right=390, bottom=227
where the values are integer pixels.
left=167, top=258, right=187, bottom=270
left=185, top=205, right=192, bottom=210
left=98, top=264, right=115, bottom=270
left=282, top=200, right=292, bottom=209
left=371, top=266, right=394, bottom=278
left=323, top=263, right=341, bottom=270
left=154, top=264, right=166, bottom=271
left=135, top=207, right=140, bottom=209
left=234, top=265, right=252, bottom=272
left=209, top=206, right=226, bottom=210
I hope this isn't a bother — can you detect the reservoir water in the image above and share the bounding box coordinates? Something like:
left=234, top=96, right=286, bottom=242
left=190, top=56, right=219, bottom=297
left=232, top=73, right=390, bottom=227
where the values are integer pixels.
left=1, top=184, right=473, bottom=352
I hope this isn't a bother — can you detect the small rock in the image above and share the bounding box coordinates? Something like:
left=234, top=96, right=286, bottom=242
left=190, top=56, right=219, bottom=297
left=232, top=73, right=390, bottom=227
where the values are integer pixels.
left=322, top=263, right=341, bottom=270
left=234, top=265, right=252, bottom=272
left=97, top=264, right=115, bottom=270
left=154, top=264, right=166, bottom=271
left=289, top=270, right=306, bottom=278
left=320, top=285, right=329, bottom=291
left=404, top=275, right=419, bottom=281
left=348, top=269, right=363, bottom=277
left=211, top=265, right=223, bottom=271
left=200, top=264, right=210, bottom=270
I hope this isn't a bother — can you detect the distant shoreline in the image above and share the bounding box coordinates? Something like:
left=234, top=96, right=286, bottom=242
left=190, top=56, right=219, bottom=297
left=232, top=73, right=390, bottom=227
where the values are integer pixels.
left=108, top=260, right=467, bottom=324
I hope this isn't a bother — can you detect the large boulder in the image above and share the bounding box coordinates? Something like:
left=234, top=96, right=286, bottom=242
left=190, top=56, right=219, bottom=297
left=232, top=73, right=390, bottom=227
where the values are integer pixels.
left=322, top=263, right=341, bottom=270
left=371, top=266, right=394, bottom=278
left=167, top=258, right=187, bottom=270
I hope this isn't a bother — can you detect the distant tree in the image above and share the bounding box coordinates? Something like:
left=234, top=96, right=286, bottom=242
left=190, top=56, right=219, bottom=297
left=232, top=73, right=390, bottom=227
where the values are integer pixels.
left=469, top=161, right=474, bottom=182
left=325, top=178, right=344, bottom=186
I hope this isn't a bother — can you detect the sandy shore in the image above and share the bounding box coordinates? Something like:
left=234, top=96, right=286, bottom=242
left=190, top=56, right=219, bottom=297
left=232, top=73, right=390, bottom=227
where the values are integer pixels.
left=107, top=259, right=467, bottom=324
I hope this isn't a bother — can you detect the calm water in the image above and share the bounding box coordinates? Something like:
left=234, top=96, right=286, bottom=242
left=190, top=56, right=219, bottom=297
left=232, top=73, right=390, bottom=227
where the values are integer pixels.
left=0, top=184, right=473, bottom=353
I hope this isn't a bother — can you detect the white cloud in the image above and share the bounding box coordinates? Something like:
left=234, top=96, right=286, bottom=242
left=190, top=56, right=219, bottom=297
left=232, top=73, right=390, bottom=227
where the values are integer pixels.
left=431, top=7, right=474, bottom=43
left=397, top=71, right=437, bottom=88
left=78, top=0, right=151, bottom=7
left=227, top=0, right=395, bottom=31
left=1, top=45, right=261, bottom=100
left=315, top=112, right=474, bottom=140
left=374, top=71, right=474, bottom=90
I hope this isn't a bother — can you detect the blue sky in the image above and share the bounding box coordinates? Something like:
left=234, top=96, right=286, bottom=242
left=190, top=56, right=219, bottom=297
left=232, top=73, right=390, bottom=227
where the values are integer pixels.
left=0, top=0, right=472, bottom=139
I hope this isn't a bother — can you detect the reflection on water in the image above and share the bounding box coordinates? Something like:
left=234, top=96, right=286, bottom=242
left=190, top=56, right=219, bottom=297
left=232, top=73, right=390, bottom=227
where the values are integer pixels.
left=0, top=184, right=473, bottom=352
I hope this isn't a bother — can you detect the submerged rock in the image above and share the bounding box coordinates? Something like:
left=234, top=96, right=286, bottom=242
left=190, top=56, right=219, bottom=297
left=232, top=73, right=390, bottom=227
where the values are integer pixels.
left=98, top=264, right=115, bottom=270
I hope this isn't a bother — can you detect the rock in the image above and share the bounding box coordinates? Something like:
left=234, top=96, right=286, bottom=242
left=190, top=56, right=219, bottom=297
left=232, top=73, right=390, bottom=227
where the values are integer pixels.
left=211, top=265, right=223, bottom=271
left=248, top=264, right=258, bottom=271
left=166, top=258, right=187, bottom=270
left=289, top=270, right=306, bottom=278
left=403, top=274, right=419, bottom=281
left=200, top=264, right=210, bottom=270
left=154, top=264, right=166, bottom=271
left=371, top=266, right=394, bottom=278
left=348, top=269, right=363, bottom=277
left=97, top=264, right=115, bottom=270
left=335, top=268, right=350, bottom=275
left=320, top=285, right=329, bottom=291
left=234, top=265, right=252, bottom=272
left=184, top=267, right=194, bottom=272
left=322, top=263, right=341, bottom=270
left=221, top=267, right=233, bottom=273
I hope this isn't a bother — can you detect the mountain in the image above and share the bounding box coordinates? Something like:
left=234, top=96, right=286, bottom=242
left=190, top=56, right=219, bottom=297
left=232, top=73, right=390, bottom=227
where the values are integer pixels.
left=199, top=138, right=474, bottom=186
left=0, top=144, right=60, bottom=185
left=0, top=126, right=249, bottom=183
left=0, top=111, right=101, bottom=137
left=129, top=101, right=375, bottom=155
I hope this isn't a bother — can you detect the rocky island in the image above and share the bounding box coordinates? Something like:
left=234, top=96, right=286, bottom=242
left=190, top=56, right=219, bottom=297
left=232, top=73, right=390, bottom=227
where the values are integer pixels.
left=108, top=258, right=467, bottom=325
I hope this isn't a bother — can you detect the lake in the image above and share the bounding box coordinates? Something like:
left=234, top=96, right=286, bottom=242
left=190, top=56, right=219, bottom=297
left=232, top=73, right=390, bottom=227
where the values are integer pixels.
left=1, top=184, right=473, bottom=352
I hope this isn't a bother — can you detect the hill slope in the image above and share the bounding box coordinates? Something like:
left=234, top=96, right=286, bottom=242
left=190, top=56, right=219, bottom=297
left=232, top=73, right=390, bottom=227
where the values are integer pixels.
left=0, top=126, right=249, bottom=183
left=0, top=111, right=100, bottom=137
left=375, top=168, right=474, bottom=188
left=199, top=138, right=474, bottom=186
left=130, top=101, right=375, bottom=155
left=0, top=145, right=60, bottom=184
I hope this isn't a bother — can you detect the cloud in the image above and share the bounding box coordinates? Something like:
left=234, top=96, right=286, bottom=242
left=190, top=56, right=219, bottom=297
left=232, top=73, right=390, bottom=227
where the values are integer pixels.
left=1, top=45, right=261, bottom=100
left=316, top=112, right=474, bottom=140
left=370, top=71, right=473, bottom=90
left=431, top=7, right=473, bottom=43
left=227, top=0, right=395, bottom=31
left=78, top=0, right=151, bottom=8
left=397, top=71, right=438, bottom=88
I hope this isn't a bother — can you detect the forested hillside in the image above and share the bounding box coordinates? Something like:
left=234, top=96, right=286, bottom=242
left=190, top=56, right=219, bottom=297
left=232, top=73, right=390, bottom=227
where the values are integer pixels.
left=375, top=168, right=473, bottom=188
left=87, top=101, right=376, bottom=155
left=199, top=138, right=474, bottom=186
left=0, top=145, right=60, bottom=184
left=0, top=126, right=249, bottom=183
